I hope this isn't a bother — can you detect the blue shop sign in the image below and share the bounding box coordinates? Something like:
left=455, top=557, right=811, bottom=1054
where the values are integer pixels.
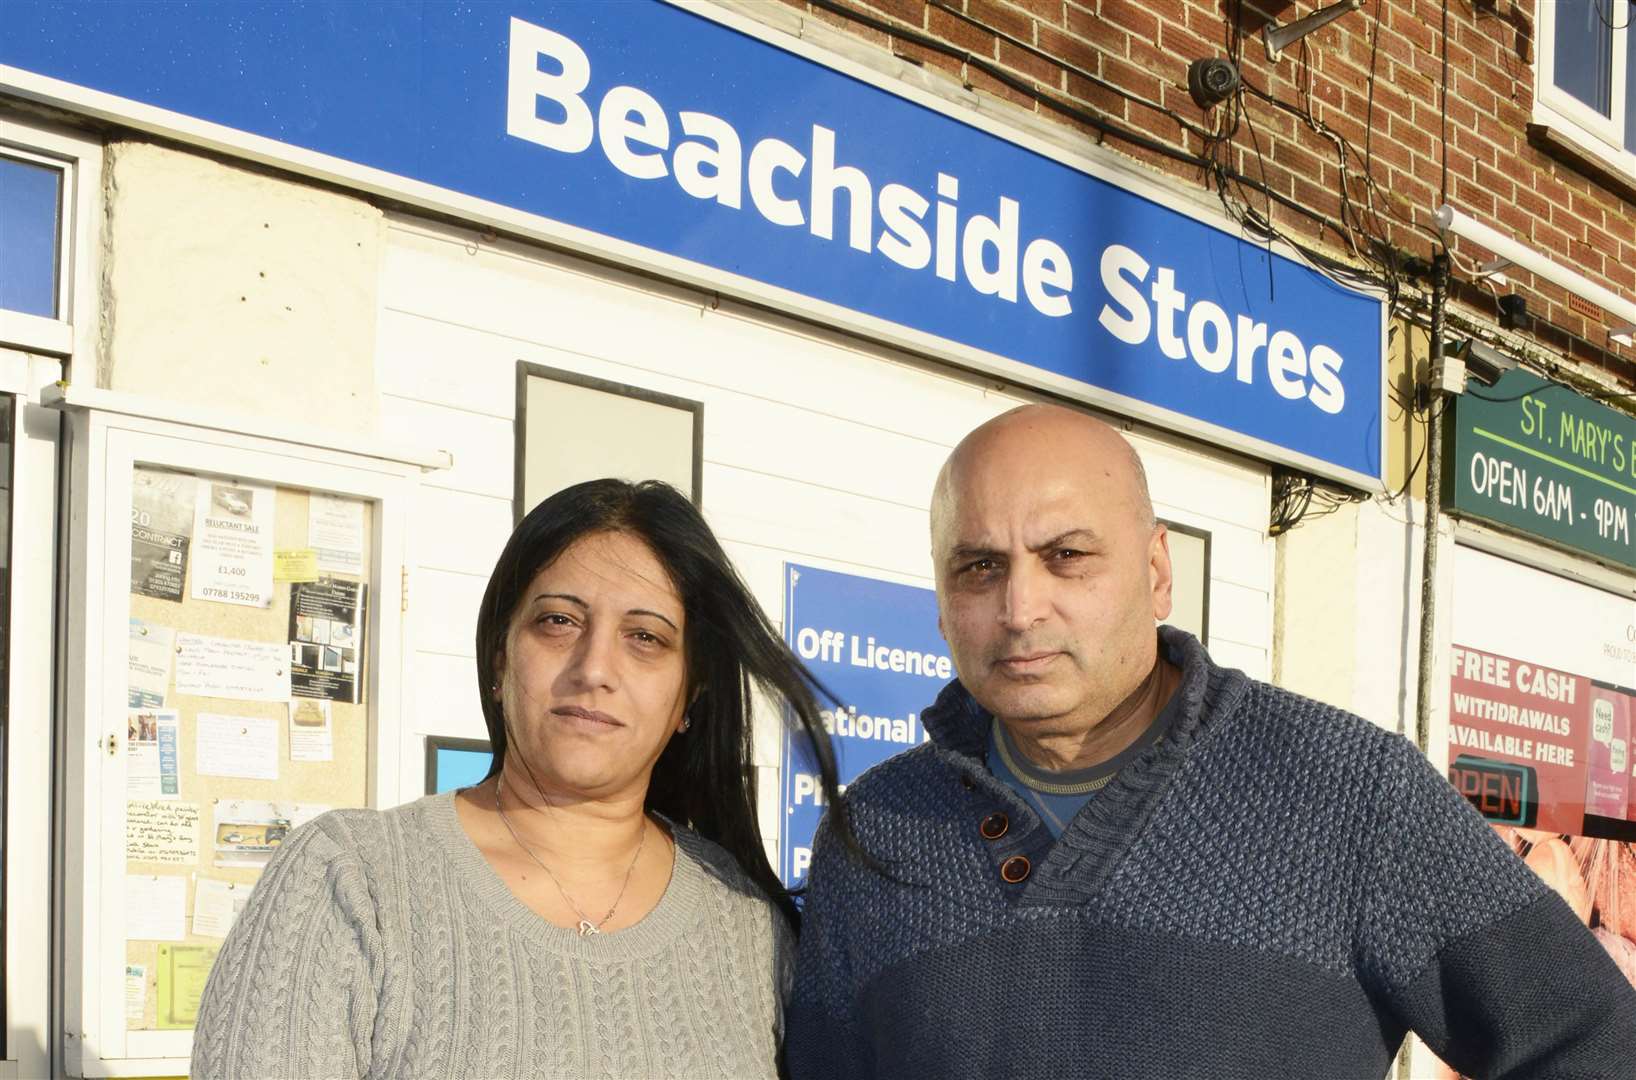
left=779, top=563, right=946, bottom=885
left=2, top=0, right=1385, bottom=482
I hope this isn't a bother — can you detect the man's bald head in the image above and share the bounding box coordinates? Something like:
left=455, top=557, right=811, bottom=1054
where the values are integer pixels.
left=930, top=404, right=1155, bottom=561
left=928, top=403, right=1174, bottom=748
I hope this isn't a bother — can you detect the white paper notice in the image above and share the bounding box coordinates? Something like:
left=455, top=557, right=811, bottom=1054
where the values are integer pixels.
left=196, top=714, right=279, bottom=781
left=126, top=963, right=148, bottom=1023
left=175, top=633, right=290, bottom=702
left=308, top=493, right=366, bottom=575
left=213, top=799, right=328, bottom=868
left=191, top=480, right=275, bottom=607
left=191, top=876, right=250, bottom=939
left=289, top=698, right=333, bottom=762
left=127, top=708, right=181, bottom=800
left=126, top=875, right=187, bottom=942
left=128, top=619, right=176, bottom=707
left=127, top=800, right=200, bottom=864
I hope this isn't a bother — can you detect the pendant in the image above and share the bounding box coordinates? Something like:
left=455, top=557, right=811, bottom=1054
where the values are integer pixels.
left=577, top=919, right=600, bottom=936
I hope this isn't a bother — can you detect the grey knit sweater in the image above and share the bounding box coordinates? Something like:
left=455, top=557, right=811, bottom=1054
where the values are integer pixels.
left=191, top=792, right=793, bottom=1079
left=788, top=627, right=1636, bottom=1079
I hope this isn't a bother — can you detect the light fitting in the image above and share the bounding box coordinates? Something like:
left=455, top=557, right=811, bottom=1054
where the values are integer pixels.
left=1435, top=203, right=1636, bottom=350
left=1263, top=0, right=1366, bottom=61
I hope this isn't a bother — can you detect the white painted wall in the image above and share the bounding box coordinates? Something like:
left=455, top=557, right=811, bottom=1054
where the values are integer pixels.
left=1272, top=495, right=1439, bottom=736
left=376, top=214, right=1276, bottom=851
left=101, top=142, right=383, bottom=432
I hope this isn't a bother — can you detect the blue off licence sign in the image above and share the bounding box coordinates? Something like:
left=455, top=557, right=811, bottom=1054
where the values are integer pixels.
left=780, top=564, right=947, bottom=885
left=1, top=0, right=1383, bottom=483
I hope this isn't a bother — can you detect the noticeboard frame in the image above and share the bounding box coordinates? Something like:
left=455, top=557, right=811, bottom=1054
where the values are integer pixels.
left=51, top=393, right=434, bottom=1077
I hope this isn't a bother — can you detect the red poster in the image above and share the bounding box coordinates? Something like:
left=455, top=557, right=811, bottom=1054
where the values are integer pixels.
left=1447, top=645, right=1590, bottom=834
left=1438, top=646, right=1636, bottom=1079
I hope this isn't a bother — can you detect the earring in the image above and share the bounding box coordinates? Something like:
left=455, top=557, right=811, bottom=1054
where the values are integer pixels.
left=679, top=715, right=692, bottom=733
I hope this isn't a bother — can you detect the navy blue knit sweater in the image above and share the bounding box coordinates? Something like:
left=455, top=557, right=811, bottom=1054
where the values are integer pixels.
left=787, top=628, right=1636, bottom=1079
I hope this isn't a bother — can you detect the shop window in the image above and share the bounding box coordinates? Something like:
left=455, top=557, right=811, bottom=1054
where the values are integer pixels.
left=0, top=154, right=61, bottom=319
left=0, top=117, right=99, bottom=357
left=1536, top=1, right=1636, bottom=182
left=515, top=362, right=704, bottom=521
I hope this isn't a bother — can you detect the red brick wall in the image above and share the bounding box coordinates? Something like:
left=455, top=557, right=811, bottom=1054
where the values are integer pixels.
left=769, top=0, right=1636, bottom=378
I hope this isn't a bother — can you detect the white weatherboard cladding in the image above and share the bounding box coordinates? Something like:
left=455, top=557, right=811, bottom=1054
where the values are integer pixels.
left=410, top=486, right=516, bottom=574
left=378, top=217, right=1275, bottom=844
left=379, top=395, right=512, bottom=500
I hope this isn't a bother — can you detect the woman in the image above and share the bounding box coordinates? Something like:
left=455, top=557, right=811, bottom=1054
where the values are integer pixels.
left=192, top=479, right=851, bottom=1078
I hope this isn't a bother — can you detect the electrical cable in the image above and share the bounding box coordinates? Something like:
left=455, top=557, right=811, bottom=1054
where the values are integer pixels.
left=800, top=0, right=1404, bottom=297
left=797, top=0, right=1635, bottom=524
left=1440, top=0, right=1450, bottom=204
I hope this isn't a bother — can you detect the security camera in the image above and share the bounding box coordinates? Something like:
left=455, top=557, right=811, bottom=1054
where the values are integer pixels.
left=1187, top=58, right=1241, bottom=110
left=1462, top=339, right=1516, bottom=387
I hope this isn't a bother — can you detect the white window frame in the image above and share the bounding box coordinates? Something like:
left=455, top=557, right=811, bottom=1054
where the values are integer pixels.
left=0, top=350, right=64, bottom=1080
left=1535, top=0, right=1636, bottom=184
left=0, top=115, right=101, bottom=358
left=49, top=387, right=444, bottom=1076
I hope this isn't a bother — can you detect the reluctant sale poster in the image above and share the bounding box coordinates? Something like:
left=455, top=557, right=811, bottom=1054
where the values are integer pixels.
left=190, top=481, right=275, bottom=607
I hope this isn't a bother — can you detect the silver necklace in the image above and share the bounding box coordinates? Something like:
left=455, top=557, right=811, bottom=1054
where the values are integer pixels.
left=493, top=779, right=647, bottom=936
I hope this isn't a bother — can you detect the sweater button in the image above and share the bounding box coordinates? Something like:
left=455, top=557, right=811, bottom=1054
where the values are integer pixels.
left=979, top=812, right=1009, bottom=840
left=1000, top=855, right=1031, bottom=883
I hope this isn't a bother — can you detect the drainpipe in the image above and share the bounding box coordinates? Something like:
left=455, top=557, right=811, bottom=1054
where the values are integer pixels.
left=1414, top=252, right=1451, bottom=754
left=1398, top=252, right=1450, bottom=1080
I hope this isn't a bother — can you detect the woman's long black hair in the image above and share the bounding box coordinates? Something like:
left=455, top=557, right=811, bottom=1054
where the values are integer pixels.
left=475, top=478, right=857, bottom=930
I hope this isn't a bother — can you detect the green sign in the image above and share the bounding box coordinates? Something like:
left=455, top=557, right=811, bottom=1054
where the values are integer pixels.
left=1447, top=369, right=1636, bottom=569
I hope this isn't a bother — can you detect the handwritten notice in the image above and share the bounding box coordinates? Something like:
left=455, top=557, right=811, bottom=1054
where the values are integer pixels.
left=126, top=875, right=187, bottom=941
left=191, top=480, right=275, bottom=607
left=127, top=800, right=200, bottom=864
left=308, top=493, right=366, bottom=575
left=128, top=619, right=176, bottom=707
left=196, top=714, right=279, bottom=781
left=174, top=633, right=290, bottom=702
left=191, top=876, right=250, bottom=939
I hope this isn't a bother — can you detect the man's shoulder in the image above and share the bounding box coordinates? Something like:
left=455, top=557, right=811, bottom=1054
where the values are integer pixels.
left=1228, top=675, right=1407, bottom=761
left=843, top=742, right=951, bottom=808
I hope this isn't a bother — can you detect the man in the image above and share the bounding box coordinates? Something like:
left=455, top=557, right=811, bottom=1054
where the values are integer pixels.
left=787, top=404, right=1636, bottom=1079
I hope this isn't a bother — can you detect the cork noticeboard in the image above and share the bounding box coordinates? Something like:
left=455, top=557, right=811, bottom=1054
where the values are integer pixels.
left=123, top=466, right=372, bottom=1033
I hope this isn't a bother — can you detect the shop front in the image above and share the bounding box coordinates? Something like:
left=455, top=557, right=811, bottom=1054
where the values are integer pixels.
left=2, top=2, right=1385, bottom=1074
left=1434, top=368, right=1636, bottom=1075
